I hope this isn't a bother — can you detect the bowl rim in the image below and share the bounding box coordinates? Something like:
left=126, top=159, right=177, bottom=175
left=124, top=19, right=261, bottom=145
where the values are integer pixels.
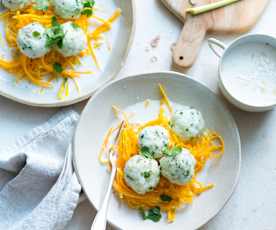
left=0, top=0, right=136, bottom=107
left=217, top=33, right=276, bottom=111
left=73, top=70, right=242, bottom=230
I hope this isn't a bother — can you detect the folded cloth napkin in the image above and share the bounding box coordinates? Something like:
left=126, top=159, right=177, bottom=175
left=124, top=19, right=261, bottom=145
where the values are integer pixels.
left=0, top=110, right=81, bottom=230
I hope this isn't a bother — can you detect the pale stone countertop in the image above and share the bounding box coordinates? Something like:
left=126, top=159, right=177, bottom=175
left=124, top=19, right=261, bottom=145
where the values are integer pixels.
left=1, top=0, right=276, bottom=229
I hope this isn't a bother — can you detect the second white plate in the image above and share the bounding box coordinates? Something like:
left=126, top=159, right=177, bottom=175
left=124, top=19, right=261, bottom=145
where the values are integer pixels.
left=74, top=71, right=241, bottom=230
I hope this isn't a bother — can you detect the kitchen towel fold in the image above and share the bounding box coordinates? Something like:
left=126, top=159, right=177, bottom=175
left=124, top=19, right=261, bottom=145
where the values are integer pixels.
left=0, top=110, right=81, bottom=230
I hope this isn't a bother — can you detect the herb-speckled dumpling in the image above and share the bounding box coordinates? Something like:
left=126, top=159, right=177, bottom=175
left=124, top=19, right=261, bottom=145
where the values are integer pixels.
left=56, top=22, right=87, bottom=57
left=160, top=148, right=196, bottom=185
left=138, top=126, right=169, bottom=159
left=124, top=155, right=160, bottom=194
left=170, top=106, right=205, bottom=140
left=52, top=0, right=82, bottom=19
left=17, top=23, right=50, bottom=59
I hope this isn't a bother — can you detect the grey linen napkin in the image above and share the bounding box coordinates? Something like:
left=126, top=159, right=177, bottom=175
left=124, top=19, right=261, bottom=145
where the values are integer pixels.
left=0, top=110, right=81, bottom=230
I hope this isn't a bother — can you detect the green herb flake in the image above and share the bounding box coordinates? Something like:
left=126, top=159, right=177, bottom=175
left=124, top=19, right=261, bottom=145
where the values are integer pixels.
left=170, top=146, right=182, bottom=156
left=140, top=146, right=153, bottom=159
left=163, top=146, right=170, bottom=156
left=143, top=171, right=151, bottom=178
left=32, top=31, right=41, bottom=38
left=82, top=0, right=95, bottom=8
left=81, top=8, right=93, bottom=17
left=160, top=194, right=172, bottom=202
left=51, top=16, right=59, bottom=27
left=139, top=207, right=162, bottom=222
left=71, top=23, right=80, bottom=29
left=57, top=39, right=63, bottom=49
left=53, top=62, right=63, bottom=73
left=46, top=30, right=64, bottom=48
left=81, top=0, right=95, bottom=17
left=46, top=17, right=64, bottom=48
left=163, top=146, right=182, bottom=157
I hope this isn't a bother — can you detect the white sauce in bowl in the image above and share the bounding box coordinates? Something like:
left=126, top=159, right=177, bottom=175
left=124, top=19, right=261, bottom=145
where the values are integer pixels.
left=222, top=42, right=276, bottom=107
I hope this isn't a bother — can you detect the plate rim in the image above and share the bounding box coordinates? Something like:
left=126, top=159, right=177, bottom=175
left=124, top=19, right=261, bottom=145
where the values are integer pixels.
left=0, top=0, right=136, bottom=107
left=73, top=71, right=242, bottom=230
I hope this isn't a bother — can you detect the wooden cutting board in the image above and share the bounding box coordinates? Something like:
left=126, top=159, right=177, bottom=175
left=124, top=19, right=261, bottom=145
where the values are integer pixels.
left=161, top=0, right=270, bottom=68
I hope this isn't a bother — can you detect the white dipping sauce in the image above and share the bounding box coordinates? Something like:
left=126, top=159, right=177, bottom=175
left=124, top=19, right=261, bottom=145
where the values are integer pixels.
left=222, top=42, right=276, bottom=106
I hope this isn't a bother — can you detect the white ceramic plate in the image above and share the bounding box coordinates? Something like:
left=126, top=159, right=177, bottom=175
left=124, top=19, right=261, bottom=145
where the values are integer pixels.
left=73, top=71, right=241, bottom=230
left=0, top=0, right=135, bottom=107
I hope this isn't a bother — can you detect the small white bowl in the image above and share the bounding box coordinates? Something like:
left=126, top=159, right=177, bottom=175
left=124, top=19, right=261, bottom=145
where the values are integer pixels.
left=208, top=34, right=276, bottom=112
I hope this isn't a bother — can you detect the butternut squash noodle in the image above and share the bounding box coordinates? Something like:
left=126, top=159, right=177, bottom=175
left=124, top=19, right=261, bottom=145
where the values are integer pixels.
left=99, top=85, right=224, bottom=222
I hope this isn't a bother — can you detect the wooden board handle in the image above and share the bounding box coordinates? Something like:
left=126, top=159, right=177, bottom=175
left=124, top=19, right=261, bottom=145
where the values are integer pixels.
left=172, top=16, right=207, bottom=68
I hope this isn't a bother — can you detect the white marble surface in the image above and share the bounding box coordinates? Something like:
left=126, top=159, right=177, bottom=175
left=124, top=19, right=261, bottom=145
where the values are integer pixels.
left=1, top=0, right=276, bottom=229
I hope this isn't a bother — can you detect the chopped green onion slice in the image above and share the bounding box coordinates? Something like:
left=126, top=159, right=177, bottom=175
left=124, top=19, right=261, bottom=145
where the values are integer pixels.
left=186, top=0, right=241, bottom=16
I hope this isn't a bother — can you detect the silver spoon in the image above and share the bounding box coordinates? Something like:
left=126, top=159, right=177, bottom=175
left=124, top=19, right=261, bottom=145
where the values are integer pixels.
left=91, top=121, right=124, bottom=230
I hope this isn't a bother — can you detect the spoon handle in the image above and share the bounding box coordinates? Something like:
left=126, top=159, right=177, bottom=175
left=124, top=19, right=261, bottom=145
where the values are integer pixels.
left=91, top=166, right=117, bottom=230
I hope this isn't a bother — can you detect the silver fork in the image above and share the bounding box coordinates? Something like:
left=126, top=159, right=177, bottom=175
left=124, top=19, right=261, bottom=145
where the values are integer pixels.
left=91, top=121, right=124, bottom=230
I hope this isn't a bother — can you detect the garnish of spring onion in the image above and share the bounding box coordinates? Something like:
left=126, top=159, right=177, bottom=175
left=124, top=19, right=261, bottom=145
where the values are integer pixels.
left=186, top=0, right=241, bottom=16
